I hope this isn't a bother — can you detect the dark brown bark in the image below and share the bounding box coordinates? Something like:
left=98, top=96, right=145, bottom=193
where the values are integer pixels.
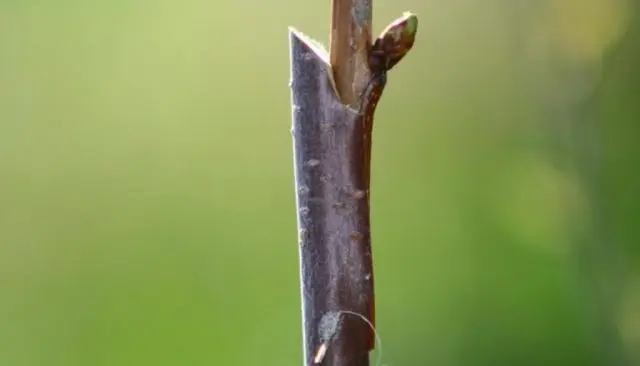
left=289, top=28, right=374, bottom=366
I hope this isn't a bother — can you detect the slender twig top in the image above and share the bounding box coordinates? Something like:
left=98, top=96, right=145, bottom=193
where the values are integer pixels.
left=329, top=0, right=373, bottom=107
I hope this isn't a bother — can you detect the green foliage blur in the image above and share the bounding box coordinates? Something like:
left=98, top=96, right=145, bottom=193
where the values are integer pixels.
left=1, top=0, right=638, bottom=365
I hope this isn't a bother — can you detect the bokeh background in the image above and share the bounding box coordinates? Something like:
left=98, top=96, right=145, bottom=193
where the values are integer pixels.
left=1, top=0, right=639, bottom=365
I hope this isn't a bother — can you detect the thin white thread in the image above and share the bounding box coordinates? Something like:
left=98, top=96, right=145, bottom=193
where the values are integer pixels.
left=337, top=310, right=384, bottom=366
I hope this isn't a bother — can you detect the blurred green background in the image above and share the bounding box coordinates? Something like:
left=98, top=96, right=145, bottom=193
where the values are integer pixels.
left=1, top=0, right=639, bottom=365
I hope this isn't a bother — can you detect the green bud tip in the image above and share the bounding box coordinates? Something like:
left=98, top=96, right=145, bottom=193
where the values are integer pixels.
left=401, top=12, right=418, bottom=36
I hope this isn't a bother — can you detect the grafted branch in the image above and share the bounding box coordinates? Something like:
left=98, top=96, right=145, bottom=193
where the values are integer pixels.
left=289, top=4, right=417, bottom=365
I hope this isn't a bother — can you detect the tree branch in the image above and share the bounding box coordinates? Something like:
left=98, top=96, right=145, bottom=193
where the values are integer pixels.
left=289, top=4, right=417, bottom=366
left=289, top=29, right=374, bottom=366
left=329, top=0, right=373, bottom=107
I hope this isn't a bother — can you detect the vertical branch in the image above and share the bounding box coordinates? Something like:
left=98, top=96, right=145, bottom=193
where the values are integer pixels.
left=289, top=3, right=417, bottom=365
left=289, top=29, right=374, bottom=366
left=329, top=0, right=373, bottom=107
